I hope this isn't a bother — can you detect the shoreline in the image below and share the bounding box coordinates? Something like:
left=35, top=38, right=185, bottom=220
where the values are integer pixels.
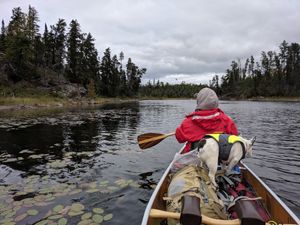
left=1, top=96, right=299, bottom=112
left=0, top=96, right=137, bottom=112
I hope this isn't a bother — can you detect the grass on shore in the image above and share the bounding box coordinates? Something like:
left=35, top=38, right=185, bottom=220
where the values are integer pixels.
left=0, top=96, right=66, bottom=106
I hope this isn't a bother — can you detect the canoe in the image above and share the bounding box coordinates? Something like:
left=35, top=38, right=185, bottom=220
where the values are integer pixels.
left=141, top=145, right=300, bottom=225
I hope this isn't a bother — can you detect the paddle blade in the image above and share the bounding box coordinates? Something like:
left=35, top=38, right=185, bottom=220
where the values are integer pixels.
left=137, top=132, right=175, bottom=150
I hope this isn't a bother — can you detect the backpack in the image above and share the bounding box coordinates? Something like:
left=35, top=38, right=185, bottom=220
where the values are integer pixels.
left=166, top=165, right=227, bottom=225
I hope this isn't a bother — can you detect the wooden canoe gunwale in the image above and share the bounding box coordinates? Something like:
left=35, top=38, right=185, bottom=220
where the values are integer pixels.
left=142, top=145, right=300, bottom=225
left=240, top=161, right=300, bottom=224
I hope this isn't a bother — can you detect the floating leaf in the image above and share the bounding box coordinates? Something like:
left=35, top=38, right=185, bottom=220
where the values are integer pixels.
left=77, top=219, right=92, bottom=225
left=2, top=221, right=16, bottom=225
left=86, top=189, right=99, bottom=193
left=81, top=213, right=92, bottom=220
left=28, top=154, right=43, bottom=159
left=53, top=205, right=64, bottom=213
left=68, top=189, right=82, bottom=195
left=13, top=206, right=21, bottom=212
left=107, top=186, right=118, bottom=191
left=34, top=202, right=51, bottom=207
left=14, top=213, right=27, bottom=222
left=68, top=211, right=84, bottom=217
left=103, top=213, right=113, bottom=221
left=27, top=209, right=38, bottom=216
left=70, top=203, right=84, bottom=212
left=89, top=182, right=97, bottom=189
left=3, top=158, right=18, bottom=163
left=130, top=182, right=140, bottom=188
left=19, top=149, right=34, bottom=154
left=92, top=214, right=103, bottom=223
left=48, top=214, right=63, bottom=220
left=35, top=220, right=49, bottom=225
left=92, top=208, right=104, bottom=214
left=58, top=218, right=68, bottom=225
left=48, top=160, right=65, bottom=168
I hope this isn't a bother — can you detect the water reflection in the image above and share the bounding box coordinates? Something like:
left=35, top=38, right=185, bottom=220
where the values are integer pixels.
left=0, top=100, right=299, bottom=224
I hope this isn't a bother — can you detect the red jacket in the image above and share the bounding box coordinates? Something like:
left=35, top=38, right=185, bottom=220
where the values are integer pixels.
left=175, top=108, right=238, bottom=152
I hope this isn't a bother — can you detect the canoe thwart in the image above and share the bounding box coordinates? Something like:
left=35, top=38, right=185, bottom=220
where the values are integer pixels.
left=149, top=209, right=297, bottom=225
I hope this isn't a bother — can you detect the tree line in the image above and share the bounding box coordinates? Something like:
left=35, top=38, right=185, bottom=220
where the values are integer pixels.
left=209, top=41, right=300, bottom=98
left=0, top=6, right=146, bottom=97
left=140, top=41, right=300, bottom=99
left=139, top=80, right=206, bottom=98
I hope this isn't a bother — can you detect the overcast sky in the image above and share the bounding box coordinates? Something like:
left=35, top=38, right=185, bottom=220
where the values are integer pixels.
left=1, top=0, right=300, bottom=84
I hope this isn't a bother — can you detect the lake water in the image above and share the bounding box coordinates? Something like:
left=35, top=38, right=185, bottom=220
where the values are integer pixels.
left=0, top=100, right=299, bottom=224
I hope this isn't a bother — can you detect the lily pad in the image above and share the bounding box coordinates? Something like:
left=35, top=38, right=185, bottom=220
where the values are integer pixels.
left=77, top=219, right=92, bottom=225
left=103, top=213, right=113, bottom=221
left=68, top=210, right=84, bottom=216
left=68, top=189, right=82, bottom=195
left=70, top=203, right=84, bottom=212
left=4, top=210, right=16, bottom=218
left=14, top=213, right=27, bottom=222
left=92, top=214, right=103, bottom=223
left=35, top=220, right=50, bottom=225
left=19, top=149, right=34, bottom=154
left=81, top=212, right=92, bottom=220
left=86, top=188, right=99, bottom=193
left=2, top=222, right=16, bottom=225
left=58, top=218, right=68, bottom=225
left=53, top=205, right=64, bottom=213
left=48, top=160, right=65, bottom=168
left=99, top=181, right=109, bottom=185
left=92, top=208, right=104, bottom=214
left=107, top=186, right=118, bottom=191
left=27, top=209, right=38, bottom=216
left=48, top=214, right=63, bottom=220
left=28, top=154, right=43, bottom=159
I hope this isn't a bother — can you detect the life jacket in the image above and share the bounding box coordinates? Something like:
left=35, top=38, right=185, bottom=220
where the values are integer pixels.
left=205, top=134, right=246, bottom=161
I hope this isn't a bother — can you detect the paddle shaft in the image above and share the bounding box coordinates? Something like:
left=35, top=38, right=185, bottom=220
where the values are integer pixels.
left=149, top=209, right=296, bottom=225
left=138, top=132, right=175, bottom=144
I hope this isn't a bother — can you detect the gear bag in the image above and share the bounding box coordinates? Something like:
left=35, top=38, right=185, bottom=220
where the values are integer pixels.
left=166, top=165, right=227, bottom=225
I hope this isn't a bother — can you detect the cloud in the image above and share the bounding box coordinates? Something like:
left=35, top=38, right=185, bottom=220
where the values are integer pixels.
left=1, top=0, right=300, bottom=84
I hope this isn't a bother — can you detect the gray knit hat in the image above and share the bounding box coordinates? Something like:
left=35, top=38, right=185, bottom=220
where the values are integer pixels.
left=196, top=88, right=219, bottom=110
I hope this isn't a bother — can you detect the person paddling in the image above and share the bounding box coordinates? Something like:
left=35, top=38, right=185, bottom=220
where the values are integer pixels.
left=175, top=87, right=238, bottom=153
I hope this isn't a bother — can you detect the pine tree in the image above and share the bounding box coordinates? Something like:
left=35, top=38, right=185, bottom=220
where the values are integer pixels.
left=126, top=58, right=146, bottom=96
left=66, top=19, right=82, bottom=83
left=99, top=48, right=112, bottom=96
left=80, top=33, right=100, bottom=87
left=0, top=20, right=6, bottom=53
left=53, top=19, right=66, bottom=75
left=42, top=24, right=51, bottom=67
left=6, top=7, right=28, bottom=82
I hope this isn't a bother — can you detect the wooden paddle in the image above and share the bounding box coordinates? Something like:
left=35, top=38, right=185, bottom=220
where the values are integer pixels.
left=137, top=132, right=175, bottom=149
left=150, top=209, right=296, bottom=225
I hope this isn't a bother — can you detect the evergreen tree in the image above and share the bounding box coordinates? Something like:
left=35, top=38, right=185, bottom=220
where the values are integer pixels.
left=99, top=48, right=113, bottom=96
left=66, top=19, right=82, bottom=83
left=25, top=5, right=39, bottom=42
left=6, top=7, right=29, bottom=82
left=126, top=58, right=146, bottom=96
left=80, top=33, right=100, bottom=87
left=53, top=19, right=66, bottom=75
left=0, top=20, right=6, bottom=53
left=118, top=51, right=127, bottom=95
left=42, top=24, right=51, bottom=67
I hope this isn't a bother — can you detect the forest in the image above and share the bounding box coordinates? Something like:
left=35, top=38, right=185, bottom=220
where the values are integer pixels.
left=0, top=6, right=146, bottom=98
left=140, top=41, right=300, bottom=98
left=0, top=6, right=299, bottom=100
left=209, top=41, right=300, bottom=98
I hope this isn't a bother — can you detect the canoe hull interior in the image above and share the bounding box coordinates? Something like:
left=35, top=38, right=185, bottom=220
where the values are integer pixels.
left=142, top=150, right=300, bottom=225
